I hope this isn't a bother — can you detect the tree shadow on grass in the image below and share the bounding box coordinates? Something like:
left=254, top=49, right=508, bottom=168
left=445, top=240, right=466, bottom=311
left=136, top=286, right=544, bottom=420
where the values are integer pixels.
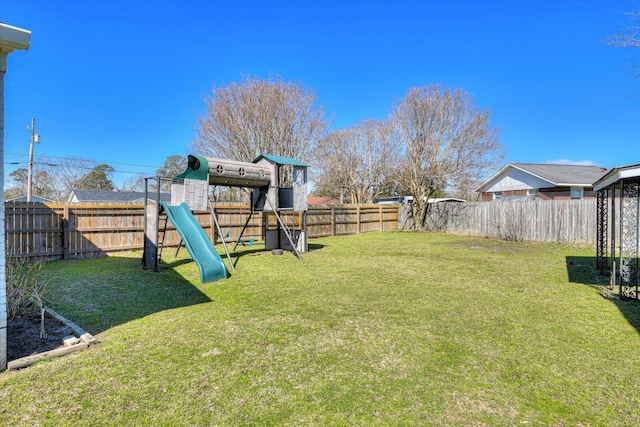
left=566, top=255, right=640, bottom=336
left=46, top=255, right=213, bottom=336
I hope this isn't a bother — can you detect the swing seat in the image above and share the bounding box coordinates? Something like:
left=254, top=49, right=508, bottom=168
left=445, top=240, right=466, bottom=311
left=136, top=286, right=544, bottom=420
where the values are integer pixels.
left=241, top=238, right=255, bottom=247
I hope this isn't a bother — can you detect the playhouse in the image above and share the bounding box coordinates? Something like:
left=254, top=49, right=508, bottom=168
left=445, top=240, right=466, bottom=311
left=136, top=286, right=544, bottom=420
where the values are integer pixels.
left=142, top=154, right=309, bottom=283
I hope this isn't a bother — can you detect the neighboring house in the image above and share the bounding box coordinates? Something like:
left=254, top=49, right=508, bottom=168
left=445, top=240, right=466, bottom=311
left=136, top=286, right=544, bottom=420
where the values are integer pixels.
left=308, top=196, right=341, bottom=204
left=375, top=196, right=413, bottom=204
left=428, top=198, right=467, bottom=204
left=67, top=190, right=171, bottom=204
left=5, top=195, right=56, bottom=203
left=476, top=163, right=609, bottom=201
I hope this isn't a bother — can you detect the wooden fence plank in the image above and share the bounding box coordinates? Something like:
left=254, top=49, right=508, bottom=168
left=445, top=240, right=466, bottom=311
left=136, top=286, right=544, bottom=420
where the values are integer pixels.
left=425, top=199, right=597, bottom=245
left=4, top=202, right=399, bottom=260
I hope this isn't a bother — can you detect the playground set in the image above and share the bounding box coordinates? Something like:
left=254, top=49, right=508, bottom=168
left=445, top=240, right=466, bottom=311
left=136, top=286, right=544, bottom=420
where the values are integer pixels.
left=142, top=154, right=309, bottom=283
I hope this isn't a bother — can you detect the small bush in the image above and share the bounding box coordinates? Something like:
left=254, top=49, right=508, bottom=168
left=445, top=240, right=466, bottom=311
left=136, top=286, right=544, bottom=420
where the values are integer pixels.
left=6, top=258, right=51, bottom=321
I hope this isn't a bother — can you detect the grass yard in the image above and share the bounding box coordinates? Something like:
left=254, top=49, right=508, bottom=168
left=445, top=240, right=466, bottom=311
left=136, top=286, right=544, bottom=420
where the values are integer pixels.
left=1, top=231, right=640, bottom=426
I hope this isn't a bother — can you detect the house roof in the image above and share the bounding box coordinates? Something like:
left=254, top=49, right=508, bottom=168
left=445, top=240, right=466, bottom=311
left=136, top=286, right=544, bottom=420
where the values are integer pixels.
left=6, top=195, right=56, bottom=203
left=476, top=163, right=609, bottom=192
left=308, top=196, right=341, bottom=204
left=68, top=190, right=171, bottom=203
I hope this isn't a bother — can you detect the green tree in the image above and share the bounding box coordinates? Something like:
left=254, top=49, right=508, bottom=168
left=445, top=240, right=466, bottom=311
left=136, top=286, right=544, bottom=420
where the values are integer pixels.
left=77, top=164, right=115, bottom=191
left=5, top=167, right=57, bottom=201
left=156, top=155, right=186, bottom=192
left=6, top=168, right=28, bottom=198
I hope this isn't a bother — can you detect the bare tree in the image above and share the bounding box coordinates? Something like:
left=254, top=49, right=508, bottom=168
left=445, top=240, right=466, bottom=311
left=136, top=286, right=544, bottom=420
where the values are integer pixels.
left=313, top=119, right=399, bottom=204
left=4, top=156, right=100, bottom=202
left=607, top=10, right=640, bottom=80
left=5, top=166, right=57, bottom=201
left=120, top=175, right=146, bottom=192
left=391, top=85, right=504, bottom=229
left=55, top=156, right=98, bottom=199
left=608, top=11, right=640, bottom=48
left=191, top=74, right=328, bottom=163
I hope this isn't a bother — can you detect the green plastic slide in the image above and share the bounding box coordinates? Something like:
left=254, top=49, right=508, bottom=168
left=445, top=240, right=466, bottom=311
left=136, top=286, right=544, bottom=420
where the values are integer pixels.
left=160, top=202, right=228, bottom=283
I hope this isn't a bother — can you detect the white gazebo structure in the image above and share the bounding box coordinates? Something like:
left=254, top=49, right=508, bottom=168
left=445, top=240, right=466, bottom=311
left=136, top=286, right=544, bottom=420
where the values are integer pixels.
left=594, top=164, right=640, bottom=300
left=0, top=23, right=31, bottom=370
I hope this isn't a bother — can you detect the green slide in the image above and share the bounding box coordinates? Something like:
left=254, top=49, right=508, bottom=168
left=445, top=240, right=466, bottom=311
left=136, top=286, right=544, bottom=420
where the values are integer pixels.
left=160, top=202, right=228, bottom=283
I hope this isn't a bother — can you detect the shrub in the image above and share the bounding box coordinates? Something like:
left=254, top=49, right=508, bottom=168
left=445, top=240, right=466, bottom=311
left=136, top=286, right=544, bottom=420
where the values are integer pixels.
left=6, top=258, right=51, bottom=323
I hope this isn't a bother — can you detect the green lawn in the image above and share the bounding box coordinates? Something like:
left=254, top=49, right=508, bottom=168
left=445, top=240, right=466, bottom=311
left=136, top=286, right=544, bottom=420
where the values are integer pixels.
left=1, top=231, right=640, bottom=426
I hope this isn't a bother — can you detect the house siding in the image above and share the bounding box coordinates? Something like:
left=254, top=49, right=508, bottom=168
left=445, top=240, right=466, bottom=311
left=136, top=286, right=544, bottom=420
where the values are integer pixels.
left=482, top=187, right=597, bottom=201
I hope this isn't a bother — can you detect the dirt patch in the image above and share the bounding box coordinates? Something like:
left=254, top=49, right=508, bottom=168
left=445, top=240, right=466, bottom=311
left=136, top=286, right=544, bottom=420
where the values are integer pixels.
left=7, top=310, right=76, bottom=362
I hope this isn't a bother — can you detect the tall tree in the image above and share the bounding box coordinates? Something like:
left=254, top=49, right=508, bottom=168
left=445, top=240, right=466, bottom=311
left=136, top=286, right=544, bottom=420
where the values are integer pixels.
left=56, top=156, right=98, bottom=199
left=391, top=85, right=503, bottom=229
left=313, top=119, right=399, bottom=204
left=608, top=11, right=640, bottom=48
left=606, top=10, right=640, bottom=80
left=156, top=155, right=186, bottom=192
left=5, top=166, right=57, bottom=201
left=191, top=74, right=327, bottom=162
left=120, top=175, right=146, bottom=192
left=5, top=168, right=28, bottom=199
left=76, top=164, right=115, bottom=191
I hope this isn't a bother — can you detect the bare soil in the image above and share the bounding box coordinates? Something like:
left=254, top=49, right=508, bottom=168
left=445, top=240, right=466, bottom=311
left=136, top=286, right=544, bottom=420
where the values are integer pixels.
left=7, top=310, right=75, bottom=361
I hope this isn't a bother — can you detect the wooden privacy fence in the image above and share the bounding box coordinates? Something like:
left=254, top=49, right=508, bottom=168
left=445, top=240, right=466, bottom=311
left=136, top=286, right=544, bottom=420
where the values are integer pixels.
left=425, top=199, right=597, bottom=245
left=4, top=202, right=399, bottom=260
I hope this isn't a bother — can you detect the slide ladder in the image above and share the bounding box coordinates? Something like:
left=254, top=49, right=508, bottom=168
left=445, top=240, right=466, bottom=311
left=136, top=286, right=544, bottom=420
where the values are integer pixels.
left=160, top=202, right=228, bottom=283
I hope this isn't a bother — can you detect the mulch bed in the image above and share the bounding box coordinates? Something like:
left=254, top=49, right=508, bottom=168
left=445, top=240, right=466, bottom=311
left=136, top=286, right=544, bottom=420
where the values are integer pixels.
left=7, top=310, right=76, bottom=362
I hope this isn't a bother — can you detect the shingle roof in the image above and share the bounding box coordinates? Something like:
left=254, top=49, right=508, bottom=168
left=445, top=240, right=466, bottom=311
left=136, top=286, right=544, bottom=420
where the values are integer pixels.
left=69, top=190, right=171, bottom=203
left=511, top=163, right=609, bottom=186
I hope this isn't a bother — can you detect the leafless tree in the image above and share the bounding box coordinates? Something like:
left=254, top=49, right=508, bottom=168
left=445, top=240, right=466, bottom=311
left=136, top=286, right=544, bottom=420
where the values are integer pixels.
left=5, top=156, right=95, bottom=202
left=5, top=166, right=56, bottom=201
left=120, top=175, right=146, bottom=192
left=191, top=74, right=328, bottom=163
left=606, top=10, right=640, bottom=80
left=391, top=85, right=504, bottom=229
left=608, top=11, right=640, bottom=48
left=55, top=156, right=97, bottom=199
left=313, top=119, right=400, bottom=204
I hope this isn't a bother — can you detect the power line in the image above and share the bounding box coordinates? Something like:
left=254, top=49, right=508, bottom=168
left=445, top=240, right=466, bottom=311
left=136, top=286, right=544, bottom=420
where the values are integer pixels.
left=4, top=160, right=157, bottom=177
left=4, top=152, right=164, bottom=171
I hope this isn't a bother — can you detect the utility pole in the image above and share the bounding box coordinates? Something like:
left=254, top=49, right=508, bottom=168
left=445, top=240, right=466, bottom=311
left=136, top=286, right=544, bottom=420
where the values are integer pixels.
left=27, top=117, right=39, bottom=202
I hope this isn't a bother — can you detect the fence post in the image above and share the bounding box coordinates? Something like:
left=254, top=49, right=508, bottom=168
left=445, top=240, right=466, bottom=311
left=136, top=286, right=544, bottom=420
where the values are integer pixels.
left=63, top=204, right=69, bottom=259
left=331, top=206, right=336, bottom=236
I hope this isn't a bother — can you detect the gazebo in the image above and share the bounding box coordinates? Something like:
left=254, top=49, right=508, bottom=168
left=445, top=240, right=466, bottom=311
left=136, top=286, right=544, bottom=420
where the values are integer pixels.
left=594, top=164, right=640, bottom=299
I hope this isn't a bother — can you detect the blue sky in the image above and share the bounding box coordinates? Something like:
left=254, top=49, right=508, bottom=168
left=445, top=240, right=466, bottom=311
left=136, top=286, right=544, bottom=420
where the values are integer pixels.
left=2, top=0, right=639, bottom=189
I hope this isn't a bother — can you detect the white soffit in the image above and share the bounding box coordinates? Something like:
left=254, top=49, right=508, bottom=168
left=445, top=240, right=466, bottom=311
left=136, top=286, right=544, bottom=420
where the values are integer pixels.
left=0, top=23, right=31, bottom=52
left=593, top=164, right=640, bottom=192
